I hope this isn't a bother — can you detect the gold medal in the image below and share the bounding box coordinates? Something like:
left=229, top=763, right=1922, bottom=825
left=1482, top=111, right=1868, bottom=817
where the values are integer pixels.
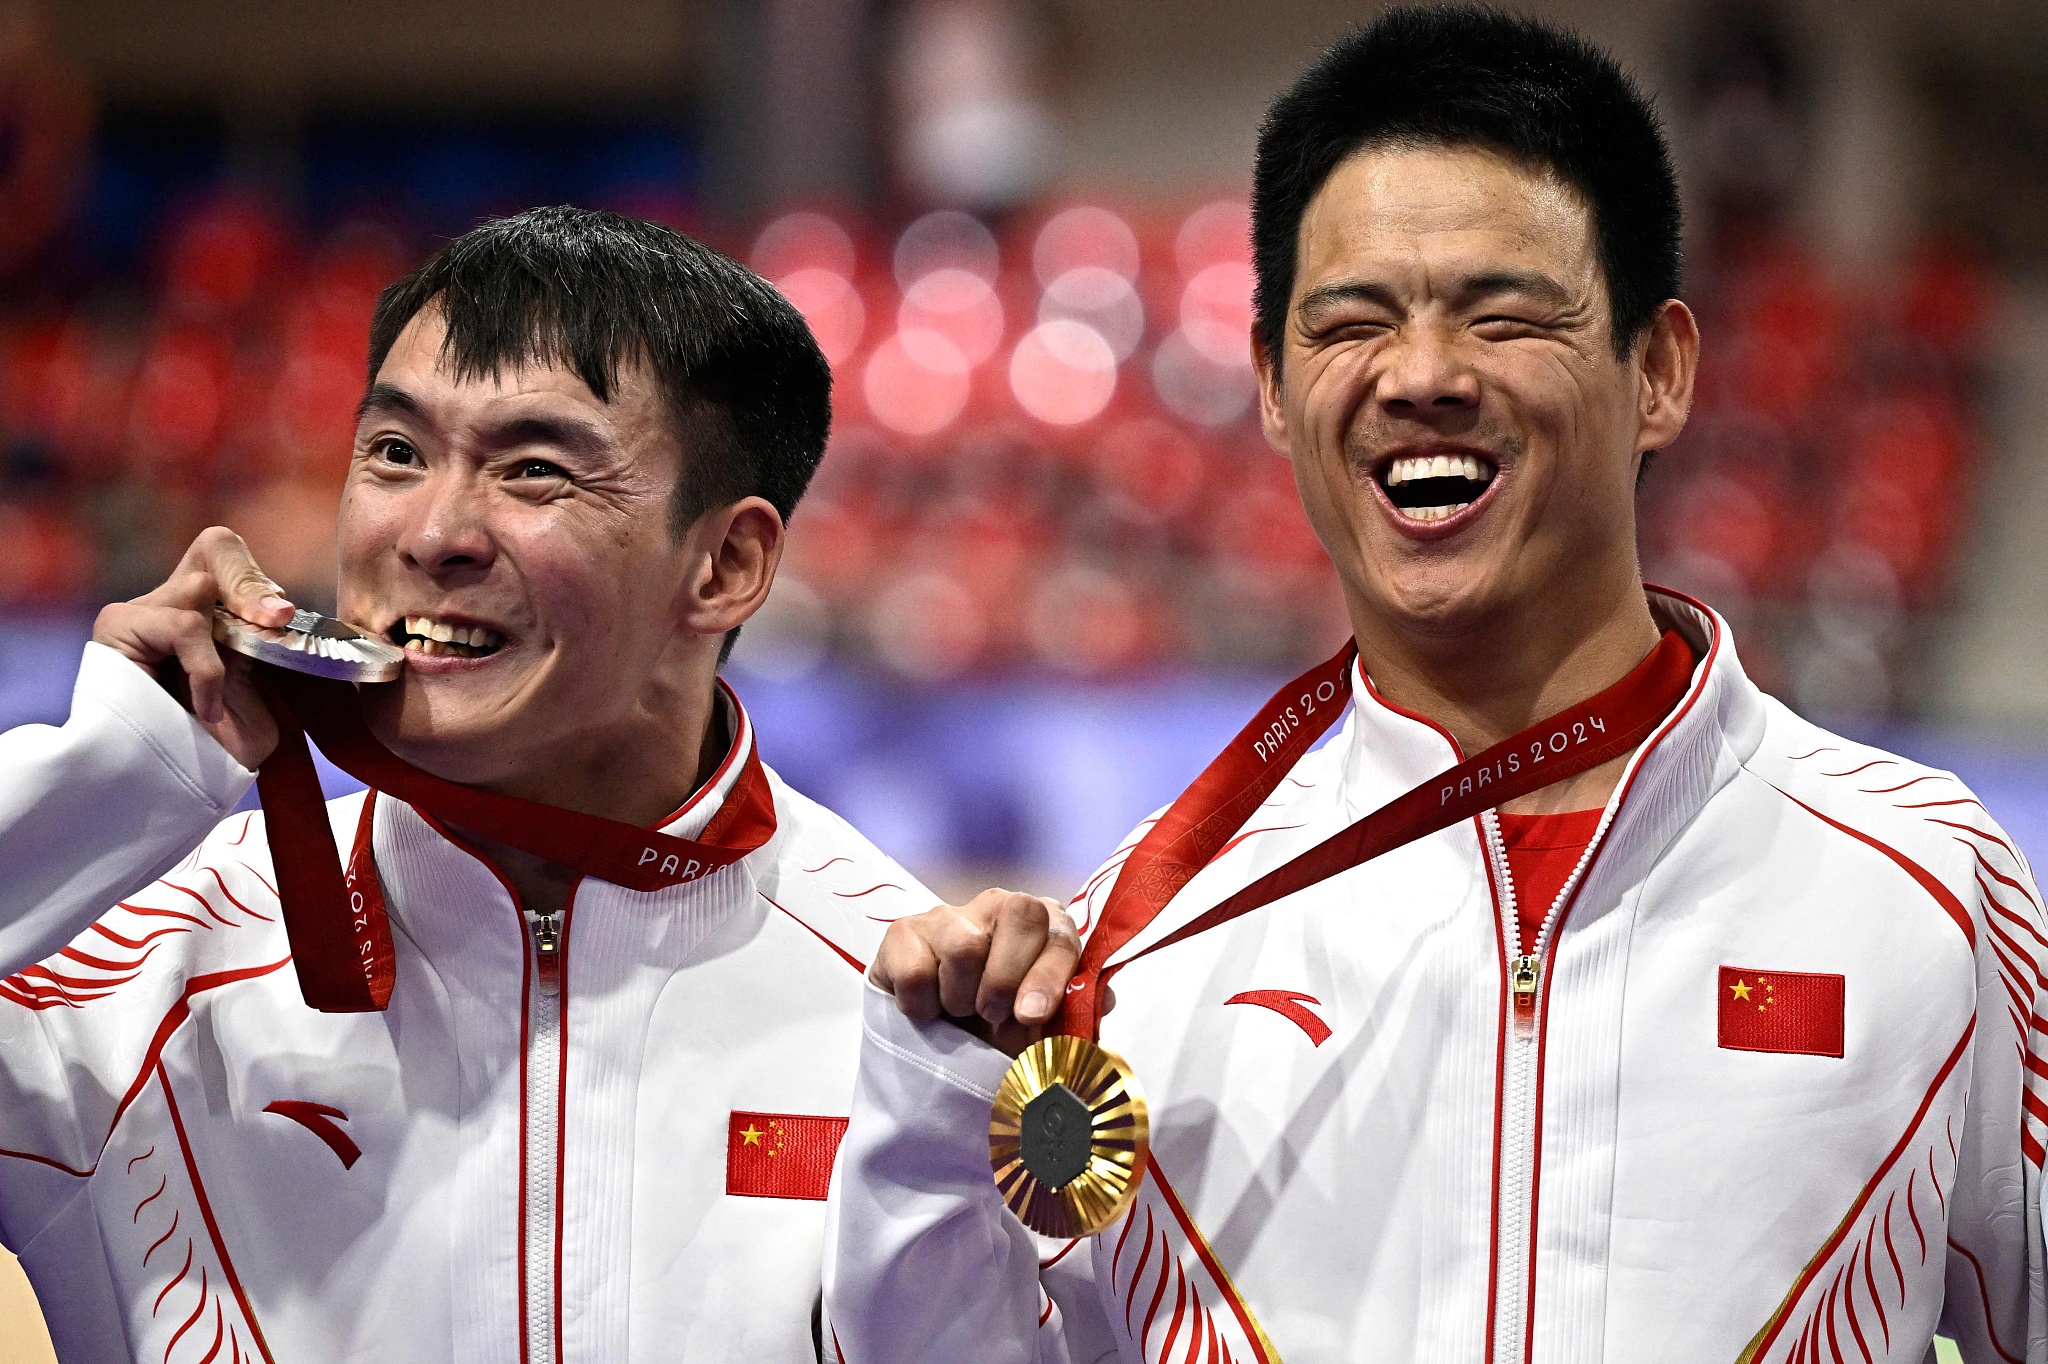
left=989, top=1035, right=1148, bottom=1238
left=214, top=607, right=405, bottom=684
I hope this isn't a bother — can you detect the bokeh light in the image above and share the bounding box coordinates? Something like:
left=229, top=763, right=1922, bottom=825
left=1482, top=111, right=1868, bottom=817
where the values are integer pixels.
left=773, top=267, right=866, bottom=365
left=1027, top=563, right=1152, bottom=675
left=1009, top=320, right=1117, bottom=426
left=162, top=198, right=289, bottom=321
left=1032, top=205, right=1141, bottom=285
left=1179, top=261, right=1256, bottom=366
left=899, top=267, right=1005, bottom=366
left=1174, top=199, right=1252, bottom=277
left=868, top=570, right=987, bottom=680
left=1038, top=267, right=1144, bottom=361
left=751, top=212, right=858, bottom=281
left=128, top=330, right=225, bottom=468
left=864, top=330, right=971, bottom=436
left=894, top=210, right=1000, bottom=287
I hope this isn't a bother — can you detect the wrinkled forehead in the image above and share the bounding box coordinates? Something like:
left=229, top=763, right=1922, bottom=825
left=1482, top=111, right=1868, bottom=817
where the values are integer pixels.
left=1297, top=141, right=1600, bottom=286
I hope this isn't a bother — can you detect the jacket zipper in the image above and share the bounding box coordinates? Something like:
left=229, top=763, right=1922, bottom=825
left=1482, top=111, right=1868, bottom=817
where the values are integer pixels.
left=1484, top=810, right=1605, bottom=1364
left=524, top=907, right=564, bottom=1364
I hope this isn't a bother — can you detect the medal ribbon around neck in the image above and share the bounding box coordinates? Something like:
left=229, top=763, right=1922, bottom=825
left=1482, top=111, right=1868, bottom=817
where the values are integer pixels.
left=991, top=629, right=1695, bottom=1237
left=250, top=665, right=777, bottom=1014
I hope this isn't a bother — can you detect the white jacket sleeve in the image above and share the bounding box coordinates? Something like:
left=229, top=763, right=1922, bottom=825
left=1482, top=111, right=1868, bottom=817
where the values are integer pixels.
left=1940, top=812, right=2048, bottom=1360
left=0, top=642, right=254, bottom=976
left=823, top=984, right=1120, bottom=1364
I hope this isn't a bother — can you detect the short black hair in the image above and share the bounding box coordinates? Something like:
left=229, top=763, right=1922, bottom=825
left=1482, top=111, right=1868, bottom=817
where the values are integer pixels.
left=368, top=206, right=832, bottom=534
left=1252, top=6, right=1681, bottom=362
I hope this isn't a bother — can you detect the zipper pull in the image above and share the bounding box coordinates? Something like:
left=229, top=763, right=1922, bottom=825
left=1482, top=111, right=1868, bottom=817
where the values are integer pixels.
left=531, top=912, right=560, bottom=996
left=1511, top=954, right=1540, bottom=1036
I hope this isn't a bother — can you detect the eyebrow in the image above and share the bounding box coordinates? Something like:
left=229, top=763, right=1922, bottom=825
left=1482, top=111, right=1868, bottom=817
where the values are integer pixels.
left=353, top=383, right=613, bottom=459
left=1295, top=269, right=1576, bottom=326
left=355, top=382, right=423, bottom=423
left=1296, top=279, right=1403, bottom=326
left=1456, top=270, right=1575, bottom=310
left=485, top=413, right=612, bottom=459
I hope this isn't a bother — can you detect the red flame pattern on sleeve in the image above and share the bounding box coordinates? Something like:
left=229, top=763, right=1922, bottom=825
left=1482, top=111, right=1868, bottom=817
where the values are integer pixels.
left=1099, top=1191, right=1259, bottom=1364
left=0, top=860, right=278, bottom=1012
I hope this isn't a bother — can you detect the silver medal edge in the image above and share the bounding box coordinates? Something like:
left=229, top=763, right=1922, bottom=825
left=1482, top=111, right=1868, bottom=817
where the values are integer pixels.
left=212, top=610, right=406, bottom=683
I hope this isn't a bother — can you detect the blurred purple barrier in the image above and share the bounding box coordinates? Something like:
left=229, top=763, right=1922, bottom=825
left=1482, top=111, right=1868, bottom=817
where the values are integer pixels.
left=4, top=615, right=2043, bottom=892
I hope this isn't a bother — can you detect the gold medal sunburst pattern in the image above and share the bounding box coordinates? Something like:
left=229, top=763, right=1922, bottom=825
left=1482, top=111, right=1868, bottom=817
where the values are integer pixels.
left=990, top=1036, right=1149, bottom=1238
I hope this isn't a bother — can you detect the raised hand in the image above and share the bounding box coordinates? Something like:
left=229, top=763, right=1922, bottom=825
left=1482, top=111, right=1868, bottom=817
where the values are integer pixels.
left=871, top=888, right=1084, bottom=1056
left=92, top=526, right=295, bottom=770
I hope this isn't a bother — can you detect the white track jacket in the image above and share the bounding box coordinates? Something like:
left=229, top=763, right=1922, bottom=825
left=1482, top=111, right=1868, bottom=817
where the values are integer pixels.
left=825, top=592, right=2048, bottom=1363
left=0, top=644, right=922, bottom=1363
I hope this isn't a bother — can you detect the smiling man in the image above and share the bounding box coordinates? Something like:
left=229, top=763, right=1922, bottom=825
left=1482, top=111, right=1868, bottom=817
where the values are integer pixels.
left=0, top=207, right=926, bottom=1361
left=827, top=10, right=2048, bottom=1361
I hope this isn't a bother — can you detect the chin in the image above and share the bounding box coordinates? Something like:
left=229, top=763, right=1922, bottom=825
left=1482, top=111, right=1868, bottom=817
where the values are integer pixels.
left=1361, top=554, right=1519, bottom=639
left=361, top=680, right=523, bottom=783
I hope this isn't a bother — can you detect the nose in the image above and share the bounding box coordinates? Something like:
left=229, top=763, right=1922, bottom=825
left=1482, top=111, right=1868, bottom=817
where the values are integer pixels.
left=1375, top=324, right=1481, bottom=419
left=395, top=467, right=497, bottom=582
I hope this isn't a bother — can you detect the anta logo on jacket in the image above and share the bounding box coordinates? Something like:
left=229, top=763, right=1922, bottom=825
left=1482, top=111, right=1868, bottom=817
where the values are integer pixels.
left=0, top=693, right=921, bottom=1363
left=826, top=590, right=2048, bottom=1364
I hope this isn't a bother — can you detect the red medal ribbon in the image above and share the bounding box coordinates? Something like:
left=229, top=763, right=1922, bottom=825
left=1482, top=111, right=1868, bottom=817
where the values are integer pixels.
left=252, top=666, right=777, bottom=1014
left=1056, top=631, right=1695, bottom=1040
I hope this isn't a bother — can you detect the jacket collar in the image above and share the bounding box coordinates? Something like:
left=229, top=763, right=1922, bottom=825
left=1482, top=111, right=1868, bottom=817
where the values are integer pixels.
left=1334, top=584, right=1768, bottom=904
left=1573, top=587, right=1768, bottom=912
left=1105, top=587, right=1769, bottom=967
left=649, top=682, right=757, bottom=842
left=366, top=682, right=766, bottom=959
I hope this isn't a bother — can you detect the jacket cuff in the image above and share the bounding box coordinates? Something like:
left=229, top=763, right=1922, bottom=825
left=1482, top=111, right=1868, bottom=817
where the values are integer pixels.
left=860, top=979, right=1016, bottom=1102
left=72, top=642, right=255, bottom=815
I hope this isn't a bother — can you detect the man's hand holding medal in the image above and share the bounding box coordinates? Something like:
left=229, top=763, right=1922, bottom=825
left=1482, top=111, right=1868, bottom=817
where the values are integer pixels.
left=90, top=525, right=301, bottom=769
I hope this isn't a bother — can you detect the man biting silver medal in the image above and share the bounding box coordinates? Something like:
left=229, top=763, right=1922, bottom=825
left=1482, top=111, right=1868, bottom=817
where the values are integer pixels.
left=0, top=206, right=936, bottom=1361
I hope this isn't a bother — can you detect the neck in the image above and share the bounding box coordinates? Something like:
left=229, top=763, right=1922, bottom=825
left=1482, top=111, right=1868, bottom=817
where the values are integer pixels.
left=455, top=683, right=732, bottom=919
left=1352, top=577, right=1664, bottom=816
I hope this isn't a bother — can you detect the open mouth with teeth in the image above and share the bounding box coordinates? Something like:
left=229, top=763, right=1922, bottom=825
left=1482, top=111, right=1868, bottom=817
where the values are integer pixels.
left=389, top=615, right=506, bottom=659
left=1376, top=452, right=1499, bottom=523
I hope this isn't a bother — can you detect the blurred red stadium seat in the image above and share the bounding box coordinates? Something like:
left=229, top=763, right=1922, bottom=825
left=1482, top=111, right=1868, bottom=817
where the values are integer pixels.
left=0, top=197, right=1990, bottom=692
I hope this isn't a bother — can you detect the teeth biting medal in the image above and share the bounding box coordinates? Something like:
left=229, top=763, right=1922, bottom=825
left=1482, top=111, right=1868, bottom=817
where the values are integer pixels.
left=210, top=602, right=778, bottom=1017
left=213, top=607, right=406, bottom=682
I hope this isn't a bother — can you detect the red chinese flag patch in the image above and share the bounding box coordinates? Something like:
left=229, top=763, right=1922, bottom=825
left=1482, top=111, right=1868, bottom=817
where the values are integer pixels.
left=725, top=1111, right=849, bottom=1201
left=1717, top=967, right=1845, bottom=1058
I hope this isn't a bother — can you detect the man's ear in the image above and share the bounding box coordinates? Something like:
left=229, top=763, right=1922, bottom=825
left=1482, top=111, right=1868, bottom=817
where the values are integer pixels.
left=677, top=496, right=785, bottom=640
left=1254, top=332, right=1289, bottom=455
left=1635, top=299, right=1698, bottom=456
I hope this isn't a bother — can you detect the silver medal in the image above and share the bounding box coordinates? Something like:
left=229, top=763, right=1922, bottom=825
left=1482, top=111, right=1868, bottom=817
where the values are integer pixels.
left=212, top=607, right=406, bottom=683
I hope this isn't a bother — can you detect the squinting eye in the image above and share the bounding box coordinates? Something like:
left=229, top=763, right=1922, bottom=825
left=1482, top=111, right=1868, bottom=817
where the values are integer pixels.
left=517, top=459, right=567, bottom=480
